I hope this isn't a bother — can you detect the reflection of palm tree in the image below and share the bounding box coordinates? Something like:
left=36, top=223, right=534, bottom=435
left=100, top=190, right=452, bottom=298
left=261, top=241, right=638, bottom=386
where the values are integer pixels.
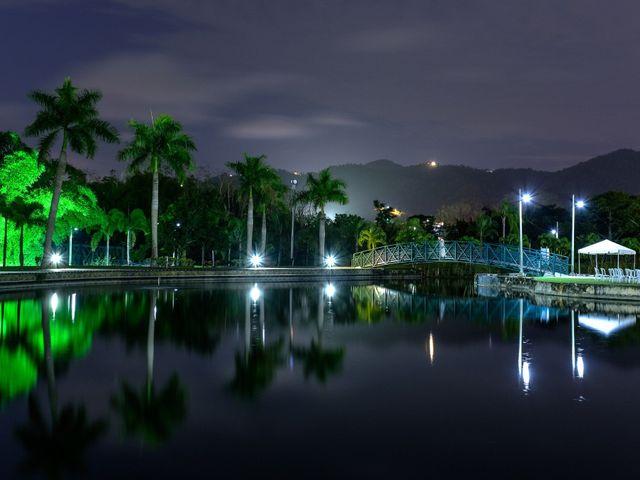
left=110, top=374, right=185, bottom=447
left=15, top=295, right=107, bottom=479
left=292, top=339, right=344, bottom=384
left=229, top=338, right=285, bottom=398
left=15, top=395, right=107, bottom=479
left=291, top=288, right=344, bottom=384
left=230, top=291, right=285, bottom=399
left=111, top=291, right=186, bottom=446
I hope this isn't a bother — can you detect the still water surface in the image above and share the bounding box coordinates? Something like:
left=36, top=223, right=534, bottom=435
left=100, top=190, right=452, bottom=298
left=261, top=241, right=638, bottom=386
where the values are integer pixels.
left=1, top=281, right=640, bottom=478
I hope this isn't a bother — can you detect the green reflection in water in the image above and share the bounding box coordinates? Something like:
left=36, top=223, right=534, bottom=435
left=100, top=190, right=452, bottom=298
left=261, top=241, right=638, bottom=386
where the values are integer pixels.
left=14, top=299, right=107, bottom=480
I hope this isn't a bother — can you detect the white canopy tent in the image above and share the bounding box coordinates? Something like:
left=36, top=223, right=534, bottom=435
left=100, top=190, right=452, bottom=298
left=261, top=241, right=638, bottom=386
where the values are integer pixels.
left=578, top=239, right=636, bottom=272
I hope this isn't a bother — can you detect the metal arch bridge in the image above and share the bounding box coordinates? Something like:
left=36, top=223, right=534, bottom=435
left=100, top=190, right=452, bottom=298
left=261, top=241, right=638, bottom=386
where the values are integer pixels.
left=351, top=240, right=569, bottom=275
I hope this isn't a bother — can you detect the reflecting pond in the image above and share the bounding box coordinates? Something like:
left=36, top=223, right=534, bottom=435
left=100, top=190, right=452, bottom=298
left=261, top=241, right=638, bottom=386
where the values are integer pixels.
left=1, top=281, right=640, bottom=478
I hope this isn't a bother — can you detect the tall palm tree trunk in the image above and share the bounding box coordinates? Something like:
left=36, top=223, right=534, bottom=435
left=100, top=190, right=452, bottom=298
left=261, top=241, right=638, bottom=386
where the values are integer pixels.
left=151, top=169, right=159, bottom=261
left=260, top=206, right=267, bottom=255
left=126, top=230, right=130, bottom=265
left=246, top=190, right=254, bottom=258
left=106, top=235, right=110, bottom=266
left=318, top=209, right=326, bottom=265
left=502, top=217, right=506, bottom=239
left=41, top=299, right=57, bottom=420
left=19, top=224, right=24, bottom=267
left=42, top=137, right=67, bottom=267
left=2, top=217, right=7, bottom=267
left=147, top=291, right=157, bottom=399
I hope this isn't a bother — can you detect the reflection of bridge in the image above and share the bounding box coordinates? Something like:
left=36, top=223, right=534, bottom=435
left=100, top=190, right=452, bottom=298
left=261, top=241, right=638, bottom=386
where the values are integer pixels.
left=356, top=285, right=559, bottom=323
left=351, top=241, right=569, bottom=275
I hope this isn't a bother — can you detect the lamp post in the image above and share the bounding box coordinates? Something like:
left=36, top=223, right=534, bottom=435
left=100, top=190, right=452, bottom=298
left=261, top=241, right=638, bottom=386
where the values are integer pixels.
left=570, top=196, right=586, bottom=275
left=68, top=227, right=78, bottom=266
left=518, top=190, right=532, bottom=275
left=290, top=177, right=298, bottom=266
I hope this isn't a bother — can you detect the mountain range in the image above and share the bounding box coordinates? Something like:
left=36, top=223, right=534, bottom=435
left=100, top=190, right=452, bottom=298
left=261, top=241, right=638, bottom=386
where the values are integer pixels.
left=280, top=149, right=640, bottom=220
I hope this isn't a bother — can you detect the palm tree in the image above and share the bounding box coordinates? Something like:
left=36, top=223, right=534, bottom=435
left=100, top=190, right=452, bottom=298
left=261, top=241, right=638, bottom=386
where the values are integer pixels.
left=226, top=153, right=278, bottom=260
left=11, top=198, right=43, bottom=267
left=475, top=214, right=497, bottom=244
left=118, top=114, right=196, bottom=262
left=256, top=175, right=287, bottom=256
left=91, top=208, right=125, bottom=265
left=358, top=225, right=386, bottom=250
left=24, top=78, right=119, bottom=267
left=498, top=199, right=518, bottom=240
left=299, top=169, right=348, bottom=264
left=123, top=209, right=149, bottom=265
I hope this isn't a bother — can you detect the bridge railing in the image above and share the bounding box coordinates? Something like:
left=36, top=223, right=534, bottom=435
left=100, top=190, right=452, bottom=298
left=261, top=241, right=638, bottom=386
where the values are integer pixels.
left=351, top=240, right=569, bottom=275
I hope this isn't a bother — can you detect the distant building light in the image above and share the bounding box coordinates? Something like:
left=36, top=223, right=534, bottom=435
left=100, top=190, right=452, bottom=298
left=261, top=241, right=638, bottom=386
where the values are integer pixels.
left=427, top=160, right=438, bottom=167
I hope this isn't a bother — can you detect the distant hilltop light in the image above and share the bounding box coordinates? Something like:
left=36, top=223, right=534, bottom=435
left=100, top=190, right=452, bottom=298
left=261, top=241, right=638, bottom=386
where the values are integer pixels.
left=427, top=160, right=438, bottom=167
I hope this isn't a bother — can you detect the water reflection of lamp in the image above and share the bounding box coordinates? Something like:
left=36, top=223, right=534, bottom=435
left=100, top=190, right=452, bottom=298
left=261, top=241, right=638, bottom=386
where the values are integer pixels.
left=517, top=298, right=531, bottom=392
left=250, top=284, right=261, bottom=303
left=50, top=293, right=59, bottom=319
left=576, top=355, right=585, bottom=379
left=427, top=332, right=435, bottom=365
left=325, top=283, right=336, bottom=300
left=71, top=293, right=76, bottom=323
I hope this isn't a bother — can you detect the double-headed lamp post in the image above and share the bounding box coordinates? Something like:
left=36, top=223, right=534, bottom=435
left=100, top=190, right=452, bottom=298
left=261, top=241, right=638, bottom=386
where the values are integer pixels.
left=519, top=190, right=533, bottom=275
left=571, top=196, right=586, bottom=275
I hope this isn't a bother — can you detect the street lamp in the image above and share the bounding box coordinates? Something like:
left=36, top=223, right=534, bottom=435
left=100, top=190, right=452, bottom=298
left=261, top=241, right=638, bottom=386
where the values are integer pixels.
left=551, top=221, right=559, bottom=239
left=571, top=195, right=586, bottom=275
left=325, top=254, right=336, bottom=268
left=518, top=190, right=533, bottom=274
left=290, top=177, right=298, bottom=266
left=250, top=253, right=263, bottom=268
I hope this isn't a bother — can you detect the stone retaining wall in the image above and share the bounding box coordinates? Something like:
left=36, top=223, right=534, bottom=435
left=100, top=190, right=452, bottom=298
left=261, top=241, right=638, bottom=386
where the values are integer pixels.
left=0, top=267, right=411, bottom=291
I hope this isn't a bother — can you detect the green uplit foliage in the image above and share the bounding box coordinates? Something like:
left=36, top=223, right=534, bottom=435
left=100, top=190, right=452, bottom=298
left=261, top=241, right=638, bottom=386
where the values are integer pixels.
left=0, top=150, right=44, bottom=201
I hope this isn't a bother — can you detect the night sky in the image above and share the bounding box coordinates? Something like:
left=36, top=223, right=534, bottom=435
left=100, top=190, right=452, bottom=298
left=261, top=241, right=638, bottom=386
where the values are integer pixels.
left=2, top=0, right=640, bottom=177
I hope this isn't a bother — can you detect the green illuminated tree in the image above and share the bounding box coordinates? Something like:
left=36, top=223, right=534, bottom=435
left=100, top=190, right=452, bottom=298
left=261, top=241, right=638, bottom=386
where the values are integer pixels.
left=358, top=225, right=386, bottom=250
left=299, top=169, right=348, bottom=264
left=227, top=153, right=277, bottom=260
left=25, top=78, right=119, bottom=267
left=0, top=131, right=31, bottom=158
left=15, top=297, right=107, bottom=478
left=91, top=208, right=125, bottom=265
left=118, top=115, right=196, bottom=262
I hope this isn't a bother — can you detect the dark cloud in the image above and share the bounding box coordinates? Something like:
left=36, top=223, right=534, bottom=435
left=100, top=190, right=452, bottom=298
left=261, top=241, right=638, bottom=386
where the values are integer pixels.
left=1, top=0, right=640, bottom=176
